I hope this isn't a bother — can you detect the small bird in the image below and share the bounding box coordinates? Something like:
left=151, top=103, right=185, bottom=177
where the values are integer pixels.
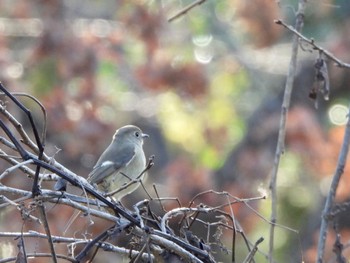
left=87, top=125, right=149, bottom=200
left=63, top=125, right=148, bottom=234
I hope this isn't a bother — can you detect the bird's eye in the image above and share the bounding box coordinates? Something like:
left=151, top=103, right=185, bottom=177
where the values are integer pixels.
left=135, top=131, right=140, bottom=137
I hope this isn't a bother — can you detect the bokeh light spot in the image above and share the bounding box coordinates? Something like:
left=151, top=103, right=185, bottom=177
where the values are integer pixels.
left=65, top=101, right=83, bottom=122
left=194, top=47, right=213, bottom=64
left=6, top=63, right=23, bottom=79
left=328, top=104, right=348, bottom=125
left=192, top=34, right=213, bottom=47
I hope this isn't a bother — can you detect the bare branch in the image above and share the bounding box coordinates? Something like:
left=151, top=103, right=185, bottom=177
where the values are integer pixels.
left=168, top=0, right=206, bottom=22
left=316, top=103, right=350, bottom=262
left=0, top=84, right=273, bottom=262
left=149, top=234, right=206, bottom=263
left=0, top=253, right=75, bottom=263
left=0, top=231, right=155, bottom=261
left=161, top=206, right=212, bottom=233
left=37, top=201, right=57, bottom=263
left=242, top=237, right=264, bottom=263
left=0, top=159, right=33, bottom=180
left=275, top=19, right=350, bottom=69
left=0, top=195, right=41, bottom=224
left=268, top=1, right=306, bottom=262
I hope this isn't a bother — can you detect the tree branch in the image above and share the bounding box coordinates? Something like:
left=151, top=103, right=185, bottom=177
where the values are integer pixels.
left=275, top=19, right=350, bottom=69
left=268, top=1, right=306, bottom=262
left=316, top=103, right=350, bottom=262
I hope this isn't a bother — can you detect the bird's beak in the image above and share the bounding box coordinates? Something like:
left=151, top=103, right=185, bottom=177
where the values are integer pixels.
left=142, top=133, right=149, bottom=138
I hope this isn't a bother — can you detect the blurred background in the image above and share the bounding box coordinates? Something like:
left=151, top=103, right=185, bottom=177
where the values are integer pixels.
left=1, top=0, right=350, bottom=262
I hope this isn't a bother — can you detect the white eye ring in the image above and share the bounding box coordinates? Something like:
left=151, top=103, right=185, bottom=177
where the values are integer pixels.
left=135, top=131, right=140, bottom=137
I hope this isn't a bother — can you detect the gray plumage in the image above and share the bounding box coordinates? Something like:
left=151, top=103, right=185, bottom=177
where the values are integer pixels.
left=87, top=125, right=148, bottom=200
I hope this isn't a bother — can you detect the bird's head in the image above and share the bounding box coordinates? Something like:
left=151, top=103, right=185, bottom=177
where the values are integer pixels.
left=113, top=125, right=149, bottom=146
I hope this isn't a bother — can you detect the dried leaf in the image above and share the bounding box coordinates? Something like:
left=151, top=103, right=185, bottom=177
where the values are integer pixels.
left=309, top=83, right=319, bottom=109
left=309, top=57, right=330, bottom=108
left=315, top=57, right=330, bottom=100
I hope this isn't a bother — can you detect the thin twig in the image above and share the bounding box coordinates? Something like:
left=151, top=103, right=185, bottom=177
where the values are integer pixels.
left=15, top=234, right=27, bottom=263
left=149, top=234, right=205, bottom=263
left=316, top=103, right=350, bottom=262
left=168, top=0, right=206, bottom=22
left=268, top=1, right=306, bottom=262
left=4, top=92, right=48, bottom=147
left=37, top=200, right=58, bottom=263
left=131, top=238, right=151, bottom=263
left=225, top=194, right=236, bottom=262
left=0, top=195, right=42, bottom=224
left=161, top=206, right=212, bottom=233
left=0, top=231, right=82, bottom=242
left=0, top=83, right=46, bottom=196
left=0, top=148, right=59, bottom=181
left=275, top=19, right=350, bottom=69
left=153, top=229, right=214, bottom=262
left=0, top=102, right=85, bottom=182
left=0, top=185, right=117, bottom=222
left=0, top=159, right=33, bottom=180
left=188, top=189, right=264, bottom=208
left=0, top=231, right=154, bottom=261
left=0, top=103, right=39, bottom=155
left=332, top=223, right=346, bottom=263
left=134, top=199, right=149, bottom=229
left=0, top=253, right=76, bottom=263
left=242, top=237, right=264, bottom=263
left=74, top=222, right=131, bottom=262
left=245, top=201, right=299, bottom=234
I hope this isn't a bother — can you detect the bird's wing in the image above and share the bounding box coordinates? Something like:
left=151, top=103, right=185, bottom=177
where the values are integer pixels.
left=87, top=143, right=136, bottom=184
